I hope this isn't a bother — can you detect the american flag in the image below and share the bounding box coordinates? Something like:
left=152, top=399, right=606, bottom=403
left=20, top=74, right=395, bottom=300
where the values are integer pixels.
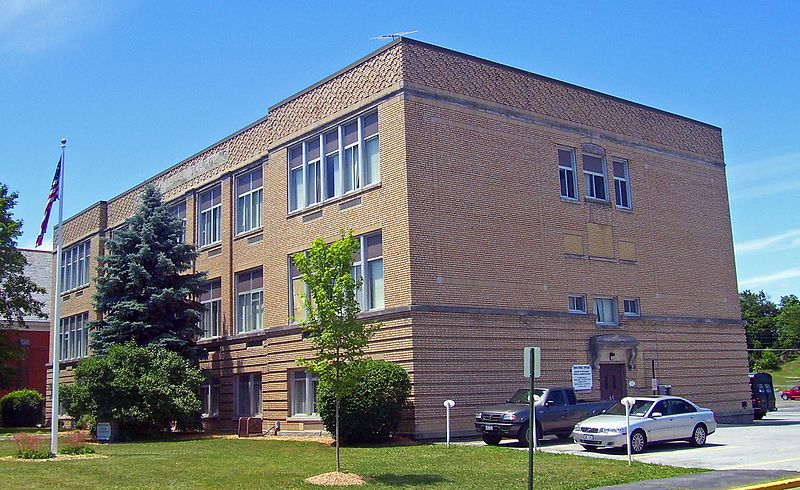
left=35, top=157, right=62, bottom=247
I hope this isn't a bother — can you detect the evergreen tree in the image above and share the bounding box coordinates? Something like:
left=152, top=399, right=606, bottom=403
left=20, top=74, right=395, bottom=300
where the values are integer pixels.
left=90, top=185, right=207, bottom=364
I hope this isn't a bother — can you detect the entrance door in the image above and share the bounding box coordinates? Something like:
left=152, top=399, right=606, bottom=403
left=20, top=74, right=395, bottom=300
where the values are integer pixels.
left=599, top=363, right=626, bottom=401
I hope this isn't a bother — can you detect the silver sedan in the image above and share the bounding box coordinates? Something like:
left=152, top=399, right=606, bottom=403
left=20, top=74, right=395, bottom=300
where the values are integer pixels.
left=571, top=396, right=716, bottom=454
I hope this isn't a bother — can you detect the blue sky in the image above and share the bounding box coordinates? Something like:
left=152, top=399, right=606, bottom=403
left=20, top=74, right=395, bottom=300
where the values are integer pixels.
left=1, top=1, right=798, bottom=301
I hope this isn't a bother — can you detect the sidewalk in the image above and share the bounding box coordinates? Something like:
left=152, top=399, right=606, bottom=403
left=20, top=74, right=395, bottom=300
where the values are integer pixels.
left=593, top=469, right=800, bottom=490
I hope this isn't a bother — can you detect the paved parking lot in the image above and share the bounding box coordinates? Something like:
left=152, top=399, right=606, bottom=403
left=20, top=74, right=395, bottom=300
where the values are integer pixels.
left=479, top=399, right=800, bottom=471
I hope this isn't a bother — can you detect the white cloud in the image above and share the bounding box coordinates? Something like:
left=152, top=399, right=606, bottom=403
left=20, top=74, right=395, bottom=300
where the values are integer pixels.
left=727, top=151, right=800, bottom=201
left=740, top=267, right=800, bottom=288
left=735, top=228, right=800, bottom=254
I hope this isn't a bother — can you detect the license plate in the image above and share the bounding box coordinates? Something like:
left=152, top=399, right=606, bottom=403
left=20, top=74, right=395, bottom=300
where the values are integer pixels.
left=484, top=425, right=494, bottom=431
left=583, top=435, right=593, bottom=441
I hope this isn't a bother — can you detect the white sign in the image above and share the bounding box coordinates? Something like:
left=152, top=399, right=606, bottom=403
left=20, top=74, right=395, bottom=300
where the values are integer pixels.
left=523, top=347, right=541, bottom=378
left=96, top=422, right=112, bottom=442
left=571, top=364, right=593, bottom=391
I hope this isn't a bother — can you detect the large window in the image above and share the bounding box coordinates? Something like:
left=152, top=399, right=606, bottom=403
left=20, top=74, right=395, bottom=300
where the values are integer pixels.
left=200, top=378, right=220, bottom=417
left=288, top=111, right=380, bottom=212
left=170, top=200, right=187, bottom=243
left=200, top=279, right=222, bottom=338
left=236, top=167, right=263, bottom=234
left=352, top=231, right=384, bottom=311
left=290, top=369, right=319, bottom=417
left=613, top=159, right=631, bottom=209
left=582, top=153, right=607, bottom=201
left=236, top=268, right=263, bottom=333
left=59, top=312, right=88, bottom=361
left=236, top=373, right=262, bottom=417
left=60, top=240, right=90, bottom=292
left=197, top=185, right=221, bottom=247
left=593, top=297, right=618, bottom=326
left=558, top=147, right=578, bottom=200
left=289, top=258, right=307, bottom=323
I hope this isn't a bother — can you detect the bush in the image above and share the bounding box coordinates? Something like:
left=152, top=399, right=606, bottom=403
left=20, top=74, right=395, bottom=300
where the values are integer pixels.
left=76, top=413, right=97, bottom=433
left=754, top=349, right=781, bottom=371
left=61, top=342, right=204, bottom=437
left=59, top=432, right=95, bottom=455
left=0, top=389, right=44, bottom=427
left=12, top=433, right=53, bottom=459
left=318, top=359, right=411, bottom=445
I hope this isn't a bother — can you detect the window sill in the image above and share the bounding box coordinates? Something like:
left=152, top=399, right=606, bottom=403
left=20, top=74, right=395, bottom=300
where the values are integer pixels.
left=616, top=206, right=634, bottom=213
left=560, top=197, right=580, bottom=204
left=287, top=182, right=382, bottom=219
left=287, top=415, right=322, bottom=423
left=595, top=323, right=620, bottom=327
left=201, top=414, right=220, bottom=419
left=584, top=197, right=611, bottom=206
left=568, top=311, right=587, bottom=315
left=234, top=228, right=263, bottom=242
left=198, top=242, right=223, bottom=253
left=60, top=284, right=90, bottom=297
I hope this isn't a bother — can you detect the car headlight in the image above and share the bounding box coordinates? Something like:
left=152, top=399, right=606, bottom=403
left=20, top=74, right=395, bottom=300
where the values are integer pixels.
left=501, top=413, right=519, bottom=422
left=573, top=425, right=581, bottom=432
left=600, top=427, right=626, bottom=434
left=475, top=412, right=482, bottom=420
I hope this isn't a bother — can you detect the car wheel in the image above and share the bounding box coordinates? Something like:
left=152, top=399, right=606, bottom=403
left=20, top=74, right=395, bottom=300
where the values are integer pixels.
left=630, top=430, right=647, bottom=454
left=517, top=423, right=542, bottom=446
left=689, top=424, right=707, bottom=447
left=781, top=394, right=790, bottom=400
left=483, top=434, right=502, bottom=445
left=555, top=431, right=572, bottom=440
left=754, top=412, right=764, bottom=420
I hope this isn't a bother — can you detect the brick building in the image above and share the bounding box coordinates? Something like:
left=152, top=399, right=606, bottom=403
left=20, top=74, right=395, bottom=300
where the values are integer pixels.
left=47, top=38, right=751, bottom=438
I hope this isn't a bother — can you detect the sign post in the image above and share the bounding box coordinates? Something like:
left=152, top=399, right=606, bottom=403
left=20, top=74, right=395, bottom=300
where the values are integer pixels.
left=443, top=400, right=455, bottom=449
left=524, top=346, right=540, bottom=490
left=621, top=397, right=636, bottom=465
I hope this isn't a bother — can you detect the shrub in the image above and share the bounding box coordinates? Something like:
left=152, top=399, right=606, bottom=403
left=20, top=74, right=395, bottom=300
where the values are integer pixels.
left=754, top=349, right=781, bottom=371
left=12, top=433, right=53, bottom=459
left=76, top=413, right=97, bottom=433
left=61, top=342, right=204, bottom=437
left=59, top=432, right=95, bottom=455
left=318, top=359, right=411, bottom=445
left=0, top=389, right=44, bottom=427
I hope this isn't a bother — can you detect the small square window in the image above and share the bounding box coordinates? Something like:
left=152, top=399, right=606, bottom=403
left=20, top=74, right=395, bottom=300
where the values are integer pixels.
left=568, top=295, right=587, bottom=314
left=623, top=298, right=640, bottom=317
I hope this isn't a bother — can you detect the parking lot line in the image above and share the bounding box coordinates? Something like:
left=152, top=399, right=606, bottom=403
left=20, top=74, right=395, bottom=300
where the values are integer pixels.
left=721, top=456, right=800, bottom=471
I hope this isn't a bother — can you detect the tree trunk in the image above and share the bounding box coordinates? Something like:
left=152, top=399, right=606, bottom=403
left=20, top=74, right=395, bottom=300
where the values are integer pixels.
left=335, top=397, right=341, bottom=473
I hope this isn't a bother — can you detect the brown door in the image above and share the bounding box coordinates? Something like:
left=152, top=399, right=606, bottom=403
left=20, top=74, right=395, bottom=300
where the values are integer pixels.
left=599, top=363, right=626, bottom=401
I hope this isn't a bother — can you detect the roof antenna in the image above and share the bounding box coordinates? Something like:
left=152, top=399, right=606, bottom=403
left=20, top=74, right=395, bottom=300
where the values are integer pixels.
left=371, top=30, right=417, bottom=40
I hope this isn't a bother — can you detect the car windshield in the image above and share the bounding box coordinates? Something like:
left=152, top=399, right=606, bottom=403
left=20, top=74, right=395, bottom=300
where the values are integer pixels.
left=507, top=389, right=546, bottom=404
left=602, top=400, right=655, bottom=417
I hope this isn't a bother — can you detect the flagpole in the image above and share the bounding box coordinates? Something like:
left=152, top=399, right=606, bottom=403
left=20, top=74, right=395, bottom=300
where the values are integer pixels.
left=50, top=138, right=66, bottom=455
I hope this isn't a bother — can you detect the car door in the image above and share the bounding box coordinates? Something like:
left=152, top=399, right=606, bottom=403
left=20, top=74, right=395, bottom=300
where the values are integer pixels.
left=668, top=399, right=697, bottom=439
left=543, top=389, right=570, bottom=432
left=645, top=400, right=675, bottom=442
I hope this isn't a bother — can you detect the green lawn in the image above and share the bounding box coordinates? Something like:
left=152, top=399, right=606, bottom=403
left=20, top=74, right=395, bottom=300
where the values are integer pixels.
left=768, top=356, right=800, bottom=389
left=0, top=436, right=705, bottom=489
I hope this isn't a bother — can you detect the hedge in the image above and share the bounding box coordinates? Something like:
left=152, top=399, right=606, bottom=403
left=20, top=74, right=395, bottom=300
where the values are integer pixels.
left=1, top=389, right=44, bottom=427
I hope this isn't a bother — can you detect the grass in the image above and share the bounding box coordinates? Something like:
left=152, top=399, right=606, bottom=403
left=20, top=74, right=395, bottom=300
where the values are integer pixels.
left=0, top=436, right=706, bottom=489
left=767, top=356, right=800, bottom=389
left=0, top=427, right=52, bottom=437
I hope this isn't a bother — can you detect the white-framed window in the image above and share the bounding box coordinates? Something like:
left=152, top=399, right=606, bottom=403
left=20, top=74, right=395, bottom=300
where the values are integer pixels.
left=236, top=268, right=263, bottom=333
left=623, top=298, right=640, bottom=317
left=593, top=297, right=618, bottom=326
left=613, top=159, right=631, bottom=209
left=582, top=153, right=607, bottom=201
left=197, top=185, right=221, bottom=247
left=236, top=373, right=262, bottom=417
left=568, top=294, right=587, bottom=314
left=60, top=240, right=90, bottom=292
left=200, top=279, right=222, bottom=338
left=288, top=110, right=379, bottom=212
left=236, top=167, right=263, bottom=234
left=169, top=200, right=187, bottom=243
left=351, top=231, right=384, bottom=311
left=59, top=312, right=89, bottom=361
left=289, top=369, right=319, bottom=417
left=200, top=378, right=220, bottom=417
left=558, top=147, right=578, bottom=200
left=289, top=257, right=308, bottom=323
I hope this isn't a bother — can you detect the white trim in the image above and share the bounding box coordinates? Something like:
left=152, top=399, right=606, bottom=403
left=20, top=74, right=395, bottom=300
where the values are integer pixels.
left=582, top=152, right=608, bottom=201
left=568, top=294, right=587, bottom=314
left=613, top=158, right=632, bottom=210
left=557, top=146, right=579, bottom=201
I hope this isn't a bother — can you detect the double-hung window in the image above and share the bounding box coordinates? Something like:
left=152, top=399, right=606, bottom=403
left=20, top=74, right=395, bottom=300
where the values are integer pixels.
left=200, top=279, right=222, bottom=338
left=170, top=201, right=187, bottom=243
left=582, top=153, right=607, bottom=201
left=288, top=110, right=380, bottom=212
left=352, top=231, right=384, bottom=311
left=558, top=147, right=578, bottom=200
left=236, top=268, right=263, bottom=333
left=290, top=369, right=319, bottom=417
left=236, top=167, right=263, bottom=234
left=568, top=295, right=587, bottom=314
left=593, top=297, right=618, bottom=325
left=200, top=378, right=220, bottom=417
left=236, top=373, right=262, bottom=417
left=60, top=240, right=90, bottom=292
left=623, top=298, right=640, bottom=317
left=613, top=159, right=631, bottom=209
left=197, top=185, right=221, bottom=247
left=59, top=312, right=88, bottom=361
left=289, top=258, right=308, bottom=323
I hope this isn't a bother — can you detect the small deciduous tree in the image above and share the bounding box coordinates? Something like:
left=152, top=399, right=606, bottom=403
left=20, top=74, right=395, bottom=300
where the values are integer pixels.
left=292, top=230, right=378, bottom=473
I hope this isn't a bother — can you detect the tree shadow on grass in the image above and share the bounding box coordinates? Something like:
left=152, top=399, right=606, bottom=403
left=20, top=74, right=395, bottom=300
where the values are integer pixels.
left=372, top=474, right=449, bottom=486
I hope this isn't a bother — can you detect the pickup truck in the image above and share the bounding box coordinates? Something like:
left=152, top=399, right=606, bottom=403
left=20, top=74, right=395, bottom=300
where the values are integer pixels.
left=474, top=387, right=615, bottom=445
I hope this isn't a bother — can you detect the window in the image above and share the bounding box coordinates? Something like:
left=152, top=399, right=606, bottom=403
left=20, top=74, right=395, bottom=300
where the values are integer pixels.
left=170, top=200, right=187, bottom=242
left=613, top=159, right=631, bottom=209
left=236, top=373, right=262, bottom=417
left=289, top=257, right=307, bottom=323
left=623, top=298, right=640, bottom=317
left=200, top=378, right=220, bottom=417
left=558, top=147, right=578, bottom=200
left=236, top=167, right=263, bottom=235
left=60, top=240, right=90, bottom=292
left=548, top=390, right=567, bottom=406
left=582, top=153, right=607, bottom=201
left=568, top=295, right=587, bottom=314
left=290, top=369, right=319, bottom=417
left=288, top=111, right=380, bottom=212
left=58, top=313, right=88, bottom=361
left=352, top=231, right=384, bottom=311
left=668, top=399, right=696, bottom=414
left=197, top=185, right=221, bottom=247
left=593, top=297, right=618, bottom=325
left=236, top=268, right=263, bottom=333
left=200, top=279, right=222, bottom=338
